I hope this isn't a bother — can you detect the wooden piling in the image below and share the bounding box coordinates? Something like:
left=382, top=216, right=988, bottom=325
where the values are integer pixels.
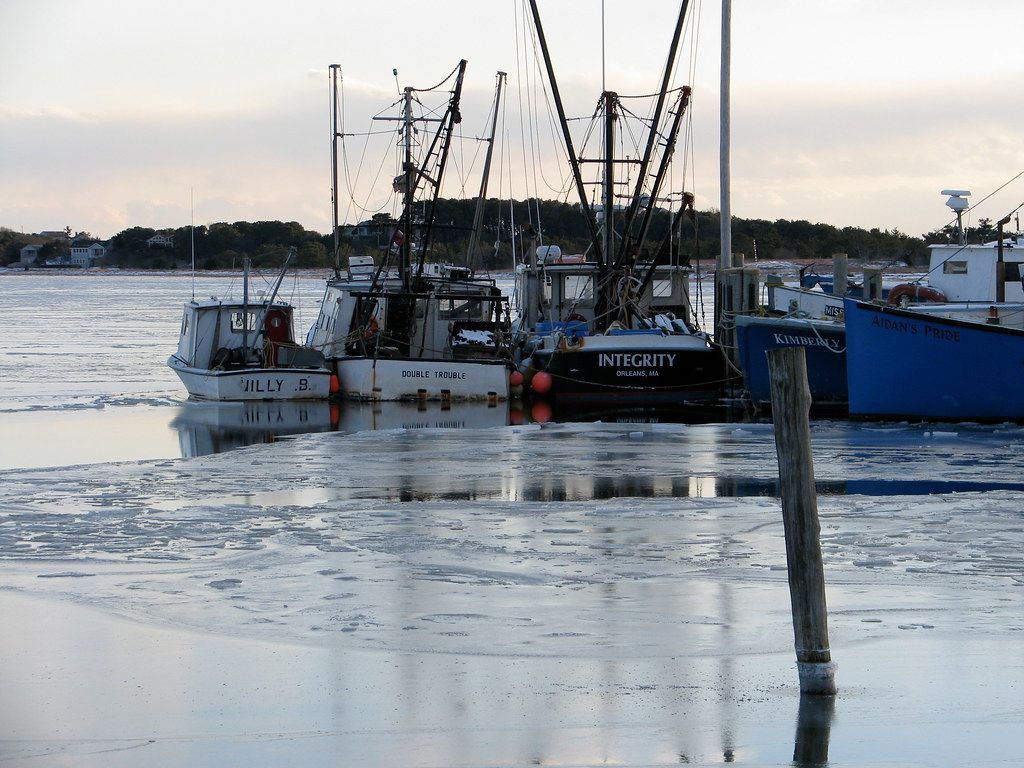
left=832, top=253, right=848, bottom=297
left=716, top=265, right=760, bottom=369
left=767, top=347, right=836, bottom=695
left=861, top=268, right=883, bottom=302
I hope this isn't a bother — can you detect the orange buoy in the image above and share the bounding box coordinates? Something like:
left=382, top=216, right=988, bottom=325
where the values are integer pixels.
left=531, top=370, right=553, bottom=395
left=329, top=374, right=340, bottom=395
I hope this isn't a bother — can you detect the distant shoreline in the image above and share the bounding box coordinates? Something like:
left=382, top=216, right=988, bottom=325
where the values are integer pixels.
left=1, top=261, right=915, bottom=280
left=0, top=266, right=525, bottom=279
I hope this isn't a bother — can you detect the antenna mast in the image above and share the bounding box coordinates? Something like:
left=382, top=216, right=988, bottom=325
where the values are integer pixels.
left=467, top=71, right=507, bottom=270
left=190, top=187, right=195, bottom=300
left=330, top=64, right=342, bottom=276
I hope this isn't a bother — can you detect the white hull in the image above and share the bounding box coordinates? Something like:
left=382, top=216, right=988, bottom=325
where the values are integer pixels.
left=168, top=356, right=331, bottom=401
left=335, top=357, right=509, bottom=402
left=768, top=285, right=845, bottom=320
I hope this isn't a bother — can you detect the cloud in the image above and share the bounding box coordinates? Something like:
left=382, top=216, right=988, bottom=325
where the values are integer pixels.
left=2, top=71, right=1022, bottom=240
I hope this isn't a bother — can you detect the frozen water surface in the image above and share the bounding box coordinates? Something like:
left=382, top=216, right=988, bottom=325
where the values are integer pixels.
left=1, top=420, right=1023, bottom=766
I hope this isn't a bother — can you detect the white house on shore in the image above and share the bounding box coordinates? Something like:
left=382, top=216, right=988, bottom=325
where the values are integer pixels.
left=146, top=233, right=175, bottom=249
left=66, top=240, right=107, bottom=267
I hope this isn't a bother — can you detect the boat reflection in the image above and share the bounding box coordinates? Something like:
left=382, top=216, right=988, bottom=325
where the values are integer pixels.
left=337, top=399, right=510, bottom=433
left=172, top=400, right=336, bottom=458
left=525, top=397, right=758, bottom=426
left=172, top=399, right=513, bottom=458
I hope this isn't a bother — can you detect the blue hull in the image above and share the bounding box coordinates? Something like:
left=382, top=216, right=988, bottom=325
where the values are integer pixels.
left=844, top=298, right=1024, bottom=420
left=734, top=315, right=847, bottom=404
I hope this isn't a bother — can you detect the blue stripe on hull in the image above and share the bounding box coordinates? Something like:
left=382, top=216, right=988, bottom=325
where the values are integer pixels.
left=844, top=298, right=1024, bottom=420
left=734, top=316, right=847, bottom=404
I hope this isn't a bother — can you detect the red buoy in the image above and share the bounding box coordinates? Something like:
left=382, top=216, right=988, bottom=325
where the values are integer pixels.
left=509, top=370, right=524, bottom=387
left=530, top=401, right=553, bottom=423
left=531, top=370, right=553, bottom=395
left=329, top=374, right=341, bottom=394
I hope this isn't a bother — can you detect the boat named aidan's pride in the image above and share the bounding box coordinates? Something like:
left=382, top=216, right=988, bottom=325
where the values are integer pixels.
left=844, top=297, right=1024, bottom=421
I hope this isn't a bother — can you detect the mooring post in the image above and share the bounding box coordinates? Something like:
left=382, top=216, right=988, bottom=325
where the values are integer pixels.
left=861, top=267, right=883, bottom=302
left=767, top=347, right=837, bottom=695
left=832, top=253, right=848, bottom=297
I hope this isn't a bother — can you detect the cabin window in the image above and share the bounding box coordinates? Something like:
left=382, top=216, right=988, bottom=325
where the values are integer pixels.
left=563, top=276, right=593, bottom=301
left=943, top=260, right=968, bottom=275
left=438, top=298, right=484, bottom=320
left=180, top=315, right=189, bottom=336
left=230, top=310, right=258, bottom=332
left=652, top=279, right=675, bottom=298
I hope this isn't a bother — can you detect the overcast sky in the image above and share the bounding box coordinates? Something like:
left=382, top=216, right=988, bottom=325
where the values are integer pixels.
left=2, top=0, right=1022, bottom=240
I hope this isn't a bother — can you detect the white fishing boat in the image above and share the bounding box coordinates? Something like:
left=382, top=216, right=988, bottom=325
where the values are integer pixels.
left=168, top=255, right=333, bottom=401
left=307, top=63, right=512, bottom=402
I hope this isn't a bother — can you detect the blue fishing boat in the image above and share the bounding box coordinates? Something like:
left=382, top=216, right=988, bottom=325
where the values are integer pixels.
left=844, top=297, right=1024, bottom=420
left=734, top=314, right=847, bottom=406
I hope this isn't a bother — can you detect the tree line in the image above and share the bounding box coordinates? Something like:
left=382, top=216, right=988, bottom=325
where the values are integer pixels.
left=5, top=198, right=1003, bottom=271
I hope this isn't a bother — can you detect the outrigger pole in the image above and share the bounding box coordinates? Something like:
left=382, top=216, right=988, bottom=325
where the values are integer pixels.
left=614, top=0, right=691, bottom=270
left=467, top=71, right=507, bottom=271
left=525, top=0, right=604, bottom=262
left=415, top=60, right=467, bottom=279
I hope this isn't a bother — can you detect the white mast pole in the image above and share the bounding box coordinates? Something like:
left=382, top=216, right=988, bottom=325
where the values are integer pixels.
left=190, top=187, right=196, bottom=300
left=719, top=0, right=732, bottom=271
left=330, top=64, right=341, bottom=274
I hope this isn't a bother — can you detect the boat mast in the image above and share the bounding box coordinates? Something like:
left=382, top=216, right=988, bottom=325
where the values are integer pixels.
left=402, top=84, right=414, bottom=293
left=190, top=186, right=195, bottom=300
left=615, top=0, right=691, bottom=269
left=525, top=0, right=604, bottom=261
left=242, top=257, right=249, bottom=358
left=602, top=90, right=616, bottom=277
left=330, top=64, right=342, bottom=277
left=467, top=71, right=507, bottom=271
left=719, top=0, right=732, bottom=271
left=414, top=59, right=467, bottom=277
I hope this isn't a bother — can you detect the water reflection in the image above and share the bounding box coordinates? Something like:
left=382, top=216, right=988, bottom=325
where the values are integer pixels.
left=792, top=694, right=835, bottom=765
left=337, top=399, right=509, bottom=433
left=171, top=398, right=762, bottom=461
left=172, top=400, right=336, bottom=458
left=529, top=398, right=755, bottom=426
left=172, top=399, right=511, bottom=458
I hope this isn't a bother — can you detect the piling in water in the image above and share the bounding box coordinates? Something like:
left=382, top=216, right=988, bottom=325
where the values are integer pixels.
left=767, top=346, right=837, bottom=695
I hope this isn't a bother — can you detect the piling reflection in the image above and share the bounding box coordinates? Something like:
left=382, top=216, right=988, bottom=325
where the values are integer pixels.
left=792, top=693, right=835, bottom=766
